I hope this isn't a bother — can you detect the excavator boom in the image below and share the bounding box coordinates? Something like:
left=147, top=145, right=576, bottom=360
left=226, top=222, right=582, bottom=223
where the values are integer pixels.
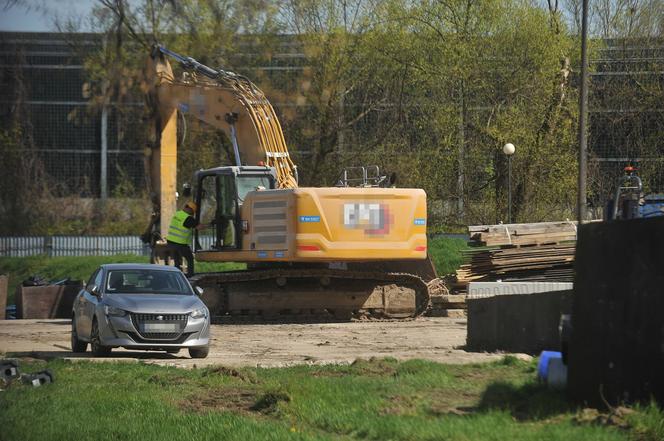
left=148, top=45, right=297, bottom=191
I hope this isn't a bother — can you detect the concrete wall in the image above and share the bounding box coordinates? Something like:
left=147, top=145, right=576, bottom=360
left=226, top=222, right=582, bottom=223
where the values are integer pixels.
left=467, top=290, right=571, bottom=354
left=569, top=217, right=664, bottom=406
left=468, top=282, right=574, bottom=299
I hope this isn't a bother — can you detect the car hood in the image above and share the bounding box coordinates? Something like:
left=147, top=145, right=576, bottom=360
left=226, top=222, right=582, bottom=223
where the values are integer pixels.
left=103, top=294, right=203, bottom=314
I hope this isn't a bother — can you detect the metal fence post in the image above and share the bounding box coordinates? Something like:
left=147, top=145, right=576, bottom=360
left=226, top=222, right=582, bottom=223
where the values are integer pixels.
left=101, top=106, right=108, bottom=201
left=44, top=236, right=53, bottom=257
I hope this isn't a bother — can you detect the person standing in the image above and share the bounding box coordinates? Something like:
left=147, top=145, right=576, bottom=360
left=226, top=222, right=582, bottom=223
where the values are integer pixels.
left=166, top=201, right=206, bottom=276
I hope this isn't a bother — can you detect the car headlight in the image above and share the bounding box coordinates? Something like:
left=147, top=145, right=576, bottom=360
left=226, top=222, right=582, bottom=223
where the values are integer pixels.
left=190, top=307, right=207, bottom=319
left=104, top=305, right=127, bottom=317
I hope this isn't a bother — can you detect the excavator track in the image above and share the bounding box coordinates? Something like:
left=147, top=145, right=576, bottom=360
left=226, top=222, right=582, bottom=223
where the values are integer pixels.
left=189, top=268, right=430, bottom=323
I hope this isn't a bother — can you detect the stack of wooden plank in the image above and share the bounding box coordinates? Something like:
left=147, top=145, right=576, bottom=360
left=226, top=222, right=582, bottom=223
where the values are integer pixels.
left=455, top=243, right=575, bottom=287
left=454, top=221, right=581, bottom=293
left=468, top=221, right=579, bottom=247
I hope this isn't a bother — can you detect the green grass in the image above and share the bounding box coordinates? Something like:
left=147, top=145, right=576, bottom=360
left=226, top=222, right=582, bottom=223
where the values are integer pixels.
left=1, top=356, right=660, bottom=441
left=428, top=236, right=469, bottom=276
left=0, top=255, right=244, bottom=304
left=0, top=236, right=466, bottom=305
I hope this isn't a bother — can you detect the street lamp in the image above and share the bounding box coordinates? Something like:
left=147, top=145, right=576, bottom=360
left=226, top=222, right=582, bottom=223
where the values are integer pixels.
left=503, top=143, right=516, bottom=223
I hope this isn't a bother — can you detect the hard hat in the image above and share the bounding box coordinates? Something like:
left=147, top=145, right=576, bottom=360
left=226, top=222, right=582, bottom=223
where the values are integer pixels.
left=185, top=201, right=198, bottom=212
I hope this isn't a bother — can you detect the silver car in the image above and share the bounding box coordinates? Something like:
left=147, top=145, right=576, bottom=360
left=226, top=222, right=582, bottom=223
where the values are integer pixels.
left=71, top=264, right=210, bottom=358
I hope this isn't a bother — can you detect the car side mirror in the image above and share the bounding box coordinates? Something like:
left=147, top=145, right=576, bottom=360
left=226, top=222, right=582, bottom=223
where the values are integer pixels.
left=90, top=285, right=101, bottom=297
left=195, top=286, right=204, bottom=296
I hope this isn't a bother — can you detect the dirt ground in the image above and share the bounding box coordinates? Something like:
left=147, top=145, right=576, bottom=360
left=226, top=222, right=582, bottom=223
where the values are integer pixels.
left=0, top=318, right=508, bottom=368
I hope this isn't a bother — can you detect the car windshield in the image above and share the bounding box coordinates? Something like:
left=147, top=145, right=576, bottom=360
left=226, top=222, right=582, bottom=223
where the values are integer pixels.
left=105, top=269, right=193, bottom=295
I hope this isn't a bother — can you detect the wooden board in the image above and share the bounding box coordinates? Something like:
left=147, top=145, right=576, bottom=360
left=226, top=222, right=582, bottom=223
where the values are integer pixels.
left=568, top=217, right=664, bottom=406
left=467, top=221, right=593, bottom=247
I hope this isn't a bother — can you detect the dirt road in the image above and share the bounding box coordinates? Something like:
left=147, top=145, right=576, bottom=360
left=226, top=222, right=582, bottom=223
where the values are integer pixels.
left=0, top=318, right=505, bottom=368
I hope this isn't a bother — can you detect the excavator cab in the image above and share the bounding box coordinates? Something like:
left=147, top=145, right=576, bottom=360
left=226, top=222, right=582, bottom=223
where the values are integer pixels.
left=193, top=166, right=276, bottom=252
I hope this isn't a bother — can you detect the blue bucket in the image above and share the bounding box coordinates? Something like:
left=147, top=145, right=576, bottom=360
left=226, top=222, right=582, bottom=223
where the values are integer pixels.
left=537, top=351, right=562, bottom=380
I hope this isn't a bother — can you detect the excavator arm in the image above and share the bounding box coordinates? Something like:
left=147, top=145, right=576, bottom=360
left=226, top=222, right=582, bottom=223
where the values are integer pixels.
left=144, top=45, right=298, bottom=238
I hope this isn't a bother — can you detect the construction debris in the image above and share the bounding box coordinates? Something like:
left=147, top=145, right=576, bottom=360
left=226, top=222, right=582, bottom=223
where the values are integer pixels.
left=21, top=369, right=54, bottom=387
left=426, top=278, right=467, bottom=317
left=1, top=359, right=20, bottom=383
left=1, top=360, right=54, bottom=389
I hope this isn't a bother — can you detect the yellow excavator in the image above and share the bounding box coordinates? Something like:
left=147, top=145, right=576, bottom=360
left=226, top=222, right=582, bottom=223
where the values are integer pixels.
left=143, top=45, right=435, bottom=320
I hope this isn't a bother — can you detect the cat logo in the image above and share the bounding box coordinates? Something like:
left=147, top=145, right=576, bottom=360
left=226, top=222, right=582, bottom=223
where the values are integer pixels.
left=343, top=203, right=393, bottom=235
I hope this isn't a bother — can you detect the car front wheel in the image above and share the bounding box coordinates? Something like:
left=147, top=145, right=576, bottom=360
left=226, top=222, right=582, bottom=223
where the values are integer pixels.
left=91, top=318, right=112, bottom=357
left=188, top=346, right=209, bottom=359
left=71, top=316, right=87, bottom=353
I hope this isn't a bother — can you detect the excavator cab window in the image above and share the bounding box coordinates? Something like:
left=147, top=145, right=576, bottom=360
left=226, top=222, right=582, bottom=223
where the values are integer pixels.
left=195, top=173, right=238, bottom=251
left=218, top=174, right=238, bottom=248
left=196, top=175, right=219, bottom=251
left=194, top=169, right=275, bottom=252
left=198, top=176, right=217, bottom=225
left=236, top=175, right=272, bottom=203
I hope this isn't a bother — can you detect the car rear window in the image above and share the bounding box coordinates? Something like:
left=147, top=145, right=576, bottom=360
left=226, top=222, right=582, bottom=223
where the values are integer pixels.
left=105, top=269, right=193, bottom=295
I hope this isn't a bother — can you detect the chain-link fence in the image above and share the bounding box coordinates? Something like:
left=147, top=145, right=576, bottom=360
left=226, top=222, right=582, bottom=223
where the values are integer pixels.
left=0, top=33, right=147, bottom=197
left=588, top=39, right=664, bottom=211
left=1, top=32, right=663, bottom=223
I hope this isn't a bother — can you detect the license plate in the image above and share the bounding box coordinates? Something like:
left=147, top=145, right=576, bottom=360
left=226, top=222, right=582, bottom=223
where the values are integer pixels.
left=142, top=323, right=180, bottom=332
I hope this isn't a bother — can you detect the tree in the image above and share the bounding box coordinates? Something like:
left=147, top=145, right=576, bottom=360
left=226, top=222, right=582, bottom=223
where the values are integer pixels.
left=74, top=0, right=285, bottom=193
left=366, top=0, right=578, bottom=224
left=274, top=0, right=410, bottom=185
left=8, top=0, right=642, bottom=234
left=560, top=0, right=664, bottom=208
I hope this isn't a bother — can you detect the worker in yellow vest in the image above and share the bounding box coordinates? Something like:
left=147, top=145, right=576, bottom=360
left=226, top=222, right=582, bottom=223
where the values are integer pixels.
left=166, top=201, right=208, bottom=276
